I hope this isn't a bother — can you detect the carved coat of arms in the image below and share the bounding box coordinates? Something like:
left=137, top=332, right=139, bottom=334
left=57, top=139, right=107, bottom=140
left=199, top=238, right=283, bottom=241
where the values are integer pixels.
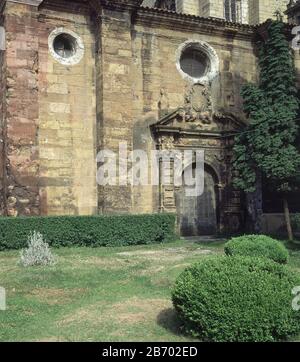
left=180, top=83, right=213, bottom=125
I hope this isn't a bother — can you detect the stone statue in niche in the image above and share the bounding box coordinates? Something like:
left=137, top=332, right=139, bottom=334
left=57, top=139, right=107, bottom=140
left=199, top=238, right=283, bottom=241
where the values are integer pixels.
left=178, top=83, right=213, bottom=126
left=158, top=88, right=170, bottom=118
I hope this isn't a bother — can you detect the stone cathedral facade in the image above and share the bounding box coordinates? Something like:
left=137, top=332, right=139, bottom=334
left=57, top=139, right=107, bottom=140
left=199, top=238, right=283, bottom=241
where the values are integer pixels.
left=0, top=0, right=299, bottom=236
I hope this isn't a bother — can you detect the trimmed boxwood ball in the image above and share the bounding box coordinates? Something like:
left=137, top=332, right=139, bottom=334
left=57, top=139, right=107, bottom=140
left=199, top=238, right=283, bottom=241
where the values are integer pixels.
left=172, top=256, right=300, bottom=342
left=224, top=234, right=289, bottom=264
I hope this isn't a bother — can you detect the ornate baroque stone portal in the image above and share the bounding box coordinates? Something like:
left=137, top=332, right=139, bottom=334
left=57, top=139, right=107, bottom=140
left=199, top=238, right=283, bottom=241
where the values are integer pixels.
left=151, top=84, right=246, bottom=235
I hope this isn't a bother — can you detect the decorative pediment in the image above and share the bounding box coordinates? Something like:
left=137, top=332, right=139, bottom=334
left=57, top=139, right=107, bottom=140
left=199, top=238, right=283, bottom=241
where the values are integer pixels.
left=152, top=84, right=246, bottom=136
left=152, top=109, right=244, bottom=133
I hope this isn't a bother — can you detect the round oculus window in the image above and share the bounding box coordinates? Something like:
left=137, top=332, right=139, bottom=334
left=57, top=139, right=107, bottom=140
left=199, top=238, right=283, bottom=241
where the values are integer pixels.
left=48, top=28, right=84, bottom=66
left=180, top=47, right=209, bottom=79
left=53, top=33, right=76, bottom=59
left=176, top=40, right=219, bottom=84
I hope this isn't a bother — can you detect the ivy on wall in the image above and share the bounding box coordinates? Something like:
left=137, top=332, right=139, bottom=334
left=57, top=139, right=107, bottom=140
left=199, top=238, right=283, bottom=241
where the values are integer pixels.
left=233, top=20, right=300, bottom=238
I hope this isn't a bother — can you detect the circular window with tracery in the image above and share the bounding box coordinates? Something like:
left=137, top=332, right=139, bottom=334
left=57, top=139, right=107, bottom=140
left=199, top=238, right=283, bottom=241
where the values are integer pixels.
left=176, top=40, right=219, bottom=84
left=49, top=28, right=84, bottom=66
left=180, top=47, right=209, bottom=78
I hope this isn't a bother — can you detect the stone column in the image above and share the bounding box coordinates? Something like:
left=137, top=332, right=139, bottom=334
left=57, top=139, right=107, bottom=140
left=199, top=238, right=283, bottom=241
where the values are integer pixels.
left=95, top=1, right=142, bottom=214
left=1, top=0, right=43, bottom=216
left=176, top=0, right=200, bottom=15
left=157, top=135, right=177, bottom=212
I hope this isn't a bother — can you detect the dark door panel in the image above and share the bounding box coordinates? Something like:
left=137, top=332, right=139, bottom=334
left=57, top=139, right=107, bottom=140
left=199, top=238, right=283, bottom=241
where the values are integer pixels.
left=179, top=169, right=217, bottom=236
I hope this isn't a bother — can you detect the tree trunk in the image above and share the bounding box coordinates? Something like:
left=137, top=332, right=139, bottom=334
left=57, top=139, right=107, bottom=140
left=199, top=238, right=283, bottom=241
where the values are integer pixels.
left=246, top=174, right=263, bottom=234
left=283, top=197, right=293, bottom=241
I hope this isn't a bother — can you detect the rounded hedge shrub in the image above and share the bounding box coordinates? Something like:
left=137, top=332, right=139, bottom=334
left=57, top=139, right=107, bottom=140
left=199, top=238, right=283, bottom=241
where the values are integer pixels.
left=224, top=234, right=289, bottom=264
left=172, top=256, right=300, bottom=342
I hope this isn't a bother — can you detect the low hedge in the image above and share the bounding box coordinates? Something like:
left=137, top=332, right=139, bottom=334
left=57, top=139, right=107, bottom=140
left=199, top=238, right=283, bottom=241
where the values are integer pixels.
left=0, top=213, right=176, bottom=250
left=172, top=256, right=300, bottom=342
left=224, top=234, right=289, bottom=264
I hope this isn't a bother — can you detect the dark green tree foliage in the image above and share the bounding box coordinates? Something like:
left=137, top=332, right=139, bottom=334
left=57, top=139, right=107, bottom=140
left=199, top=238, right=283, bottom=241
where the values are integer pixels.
left=233, top=21, right=300, bottom=193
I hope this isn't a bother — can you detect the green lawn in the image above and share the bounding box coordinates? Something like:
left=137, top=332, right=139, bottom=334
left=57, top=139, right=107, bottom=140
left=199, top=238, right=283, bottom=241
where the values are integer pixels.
left=0, top=238, right=299, bottom=342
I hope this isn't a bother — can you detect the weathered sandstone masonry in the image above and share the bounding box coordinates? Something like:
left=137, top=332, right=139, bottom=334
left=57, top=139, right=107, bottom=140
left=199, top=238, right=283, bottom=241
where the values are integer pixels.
left=95, top=2, right=139, bottom=213
left=0, top=0, right=97, bottom=216
left=0, top=0, right=298, bottom=235
left=143, top=0, right=289, bottom=24
left=0, top=5, right=5, bottom=215
left=1, top=1, right=41, bottom=216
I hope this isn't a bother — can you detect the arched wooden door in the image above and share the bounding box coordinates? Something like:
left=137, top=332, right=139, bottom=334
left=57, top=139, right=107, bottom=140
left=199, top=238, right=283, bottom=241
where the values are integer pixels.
left=178, top=165, right=218, bottom=236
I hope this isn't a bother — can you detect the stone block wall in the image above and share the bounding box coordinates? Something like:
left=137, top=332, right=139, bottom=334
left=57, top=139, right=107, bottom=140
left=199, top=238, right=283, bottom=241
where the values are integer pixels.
left=1, top=0, right=298, bottom=219
left=176, top=0, right=200, bottom=15
left=142, top=0, right=156, bottom=6
left=37, top=6, right=97, bottom=216
left=0, top=0, right=259, bottom=217
left=249, top=0, right=289, bottom=24
left=0, top=0, right=97, bottom=216
left=198, top=0, right=211, bottom=17
left=142, top=0, right=202, bottom=16
left=2, top=2, right=41, bottom=216
left=94, top=7, right=135, bottom=214
left=0, top=21, right=5, bottom=216
left=142, top=0, right=289, bottom=25
left=133, top=15, right=258, bottom=120
left=132, top=9, right=258, bottom=213
left=248, top=0, right=261, bottom=24
left=200, top=0, right=224, bottom=18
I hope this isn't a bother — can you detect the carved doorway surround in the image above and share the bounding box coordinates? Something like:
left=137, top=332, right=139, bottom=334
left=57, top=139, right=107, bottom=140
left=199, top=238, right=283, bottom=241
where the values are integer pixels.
left=151, top=84, right=246, bottom=236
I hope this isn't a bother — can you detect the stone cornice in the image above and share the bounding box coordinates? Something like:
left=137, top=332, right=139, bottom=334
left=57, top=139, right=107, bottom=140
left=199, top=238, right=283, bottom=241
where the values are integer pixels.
left=0, top=0, right=143, bottom=15
left=0, top=0, right=44, bottom=14
left=0, top=0, right=292, bottom=43
left=4, top=0, right=43, bottom=5
left=38, top=1, right=143, bottom=18
left=136, top=6, right=257, bottom=40
left=100, top=0, right=143, bottom=10
left=255, top=19, right=294, bottom=42
left=39, top=0, right=91, bottom=15
left=152, top=125, right=239, bottom=140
